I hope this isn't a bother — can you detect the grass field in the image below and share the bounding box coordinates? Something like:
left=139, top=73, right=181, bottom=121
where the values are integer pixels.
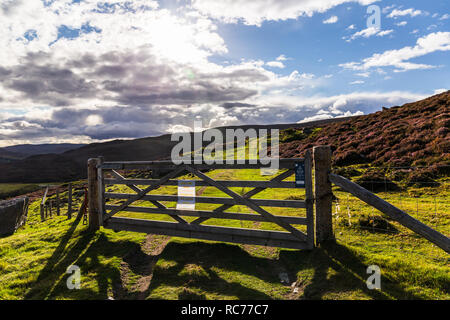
left=0, top=168, right=448, bottom=300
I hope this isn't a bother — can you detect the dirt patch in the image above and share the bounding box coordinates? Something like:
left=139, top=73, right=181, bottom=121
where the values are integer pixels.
left=116, top=234, right=170, bottom=300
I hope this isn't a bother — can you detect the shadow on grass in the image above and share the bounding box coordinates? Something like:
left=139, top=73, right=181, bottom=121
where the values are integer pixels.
left=23, top=213, right=420, bottom=300
left=146, top=241, right=277, bottom=300
left=24, top=214, right=143, bottom=300
left=279, top=241, right=421, bottom=300
left=145, top=240, right=420, bottom=300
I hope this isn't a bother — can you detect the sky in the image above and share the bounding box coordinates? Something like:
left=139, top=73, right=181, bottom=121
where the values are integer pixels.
left=0, top=0, right=449, bottom=147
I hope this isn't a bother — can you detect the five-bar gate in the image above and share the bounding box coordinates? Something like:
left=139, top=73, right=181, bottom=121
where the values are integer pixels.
left=88, top=152, right=315, bottom=250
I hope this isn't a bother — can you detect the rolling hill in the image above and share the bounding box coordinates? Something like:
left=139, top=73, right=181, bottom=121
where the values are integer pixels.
left=0, top=143, right=86, bottom=158
left=0, top=143, right=85, bottom=162
left=0, top=118, right=349, bottom=183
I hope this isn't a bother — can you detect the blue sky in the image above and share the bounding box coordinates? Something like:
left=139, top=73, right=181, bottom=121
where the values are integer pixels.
left=0, top=0, right=448, bottom=146
left=199, top=0, right=450, bottom=95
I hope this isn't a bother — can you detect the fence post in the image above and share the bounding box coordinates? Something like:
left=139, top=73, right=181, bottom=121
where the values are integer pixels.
left=56, top=188, right=60, bottom=216
left=97, top=156, right=105, bottom=227
left=40, top=186, right=48, bottom=222
left=40, top=204, right=45, bottom=222
left=67, top=183, right=72, bottom=219
left=313, top=145, right=334, bottom=243
left=88, top=158, right=100, bottom=231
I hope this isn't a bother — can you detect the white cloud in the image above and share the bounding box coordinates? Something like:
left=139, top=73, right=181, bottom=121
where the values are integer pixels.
left=340, top=32, right=450, bottom=72
left=382, top=5, right=396, bottom=14
left=440, top=14, right=450, bottom=20
left=387, top=8, right=424, bottom=18
left=297, top=113, right=333, bottom=123
left=333, top=97, right=348, bottom=109
left=190, top=0, right=379, bottom=26
left=266, top=61, right=285, bottom=68
left=377, top=29, right=394, bottom=37
left=356, top=72, right=370, bottom=77
left=323, top=16, right=338, bottom=24
left=346, top=27, right=393, bottom=41
left=85, top=114, right=103, bottom=126
left=396, top=21, right=407, bottom=26
left=434, top=88, right=447, bottom=95
left=347, top=24, right=356, bottom=30
left=350, top=80, right=365, bottom=85
left=276, top=54, right=289, bottom=61
left=294, top=91, right=424, bottom=123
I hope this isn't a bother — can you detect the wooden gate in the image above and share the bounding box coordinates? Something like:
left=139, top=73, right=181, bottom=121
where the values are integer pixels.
left=89, top=152, right=315, bottom=250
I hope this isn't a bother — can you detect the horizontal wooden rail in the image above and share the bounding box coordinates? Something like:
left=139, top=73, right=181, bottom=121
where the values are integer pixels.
left=105, top=204, right=308, bottom=225
left=105, top=217, right=309, bottom=250
left=105, top=193, right=306, bottom=208
left=101, top=158, right=303, bottom=170
left=104, top=178, right=297, bottom=189
left=329, top=173, right=450, bottom=253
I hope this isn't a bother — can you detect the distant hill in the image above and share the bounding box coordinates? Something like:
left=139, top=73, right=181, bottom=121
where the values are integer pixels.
left=280, top=91, right=449, bottom=176
left=0, top=143, right=85, bottom=160
left=0, top=150, right=24, bottom=163
left=0, top=118, right=349, bottom=183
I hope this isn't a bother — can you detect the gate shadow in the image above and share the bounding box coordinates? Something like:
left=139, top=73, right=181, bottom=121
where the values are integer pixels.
left=279, top=241, right=421, bottom=300
left=144, top=240, right=420, bottom=300
left=23, top=214, right=144, bottom=300
left=23, top=215, right=421, bottom=300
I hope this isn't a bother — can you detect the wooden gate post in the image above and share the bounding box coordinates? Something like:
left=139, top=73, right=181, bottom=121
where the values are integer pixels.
left=88, top=158, right=100, bottom=231
left=313, top=145, right=334, bottom=243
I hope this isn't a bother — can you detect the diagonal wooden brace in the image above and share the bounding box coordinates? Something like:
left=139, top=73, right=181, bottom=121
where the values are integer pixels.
left=185, top=166, right=307, bottom=242
left=104, top=165, right=187, bottom=220
left=109, top=170, right=187, bottom=224
left=191, top=169, right=294, bottom=225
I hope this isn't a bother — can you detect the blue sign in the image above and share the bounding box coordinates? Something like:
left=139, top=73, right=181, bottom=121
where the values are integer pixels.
left=294, top=162, right=305, bottom=188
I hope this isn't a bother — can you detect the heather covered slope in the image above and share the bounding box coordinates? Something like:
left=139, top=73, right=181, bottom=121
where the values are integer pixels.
left=280, top=91, right=450, bottom=175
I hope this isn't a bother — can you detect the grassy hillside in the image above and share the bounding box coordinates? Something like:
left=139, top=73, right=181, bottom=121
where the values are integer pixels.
left=0, top=184, right=43, bottom=200
left=0, top=169, right=448, bottom=300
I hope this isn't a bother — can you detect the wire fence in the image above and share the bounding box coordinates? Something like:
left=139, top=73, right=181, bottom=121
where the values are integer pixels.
left=331, top=165, right=449, bottom=263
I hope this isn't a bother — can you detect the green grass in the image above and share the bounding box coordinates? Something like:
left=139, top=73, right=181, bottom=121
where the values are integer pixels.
left=0, top=183, right=43, bottom=200
left=0, top=169, right=448, bottom=300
